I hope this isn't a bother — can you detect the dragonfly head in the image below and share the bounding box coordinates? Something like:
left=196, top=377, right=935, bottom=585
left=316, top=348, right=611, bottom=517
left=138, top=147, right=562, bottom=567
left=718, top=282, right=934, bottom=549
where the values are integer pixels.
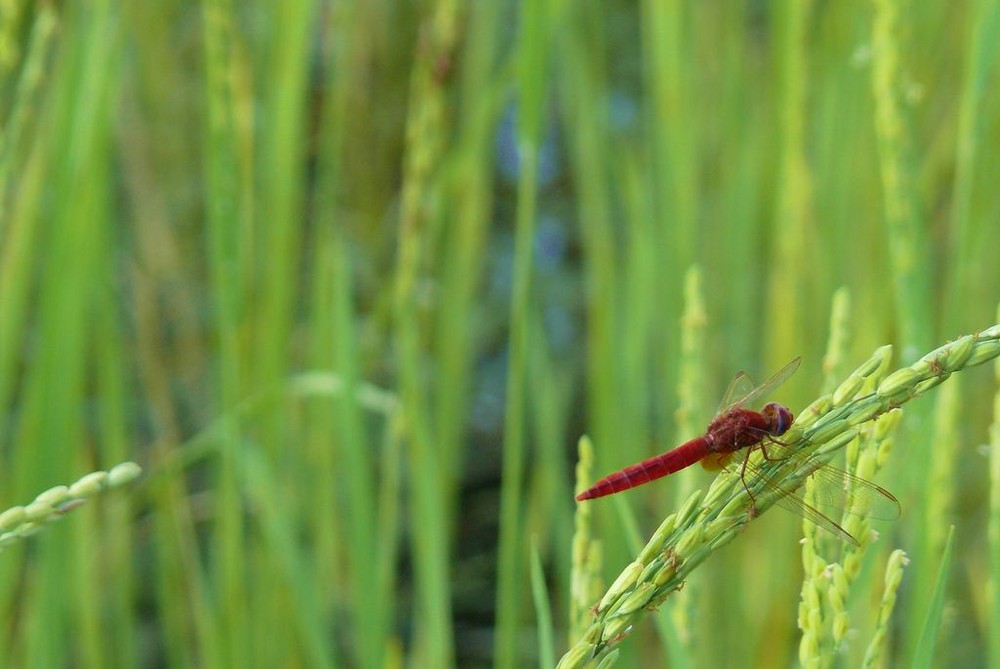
left=762, top=402, right=794, bottom=436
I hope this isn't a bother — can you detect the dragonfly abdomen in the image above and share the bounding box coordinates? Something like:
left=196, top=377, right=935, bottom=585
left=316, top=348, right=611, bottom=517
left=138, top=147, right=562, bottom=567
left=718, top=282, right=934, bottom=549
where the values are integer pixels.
left=575, top=438, right=709, bottom=500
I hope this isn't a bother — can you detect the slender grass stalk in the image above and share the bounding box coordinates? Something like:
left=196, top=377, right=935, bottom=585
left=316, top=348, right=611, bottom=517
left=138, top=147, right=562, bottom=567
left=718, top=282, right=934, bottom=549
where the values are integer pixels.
left=870, top=2, right=942, bottom=642
left=65, top=217, right=115, bottom=669
left=375, top=414, right=406, bottom=660
left=238, top=445, right=334, bottom=668
left=666, top=266, right=705, bottom=662
left=394, top=302, right=452, bottom=669
left=0, top=5, right=56, bottom=224
left=559, top=328, right=1000, bottom=666
left=303, top=228, right=344, bottom=667
left=912, top=526, right=956, bottom=669
left=494, top=0, right=552, bottom=666
left=946, top=0, right=1000, bottom=326
left=870, top=0, right=932, bottom=360
left=557, top=1, right=637, bottom=598
left=618, top=158, right=657, bottom=581
left=926, top=382, right=959, bottom=558
left=526, top=330, right=575, bottom=603
left=332, top=231, right=385, bottom=668
left=0, top=8, right=56, bottom=485
left=72, top=484, right=106, bottom=667
left=302, top=229, right=372, bottom=669
left=93, top=294, right=137, bottom=667
left=569, top=437, right=603, bottom=645
left=395, top=1, right=460, bottom=664
left=766, top=0, right=813, bottom=362
left=674, top=266, right=709, bottom=502
left=312, top=3, right=385, bottom=657
left=821, top=289, right=852, bottom=394
left=434, top=0, right=502, bottom=500
left=862, top=549, right=909, bottom=669
left=248, top=3, right=314, bottom=662
left=202, top=0, right=255, bottom=662
left=754, top=10, right=817, bottom=655
left=141, top=361, right=212, bottom=668
left=531, top=537, right=556, bottom=669
left=252, top=0, right=312, bottom=404
left=798, top=288, right=856, bottom=669
left=641, top=0, right=697, bottom=320
left=990, top=301, right=1000, bottom=669
left=6, top=4, right=119, bottom=664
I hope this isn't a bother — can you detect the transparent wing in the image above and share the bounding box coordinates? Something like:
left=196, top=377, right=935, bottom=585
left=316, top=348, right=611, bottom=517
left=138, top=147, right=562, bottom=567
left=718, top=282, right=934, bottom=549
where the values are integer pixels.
left=798, top=460, right=901, bottom=521
left=717, top=371, right=755, bottom=414
left=718, top=357, right=802, bottom=414
left=771, top=486, right=862, bottom=546
left=719, top=445, right=899, bottom=546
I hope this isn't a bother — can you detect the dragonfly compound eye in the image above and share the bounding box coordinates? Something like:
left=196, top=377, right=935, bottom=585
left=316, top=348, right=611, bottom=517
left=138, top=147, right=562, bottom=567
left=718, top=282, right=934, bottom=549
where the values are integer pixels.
left=763, top=402, right=794, bottom=435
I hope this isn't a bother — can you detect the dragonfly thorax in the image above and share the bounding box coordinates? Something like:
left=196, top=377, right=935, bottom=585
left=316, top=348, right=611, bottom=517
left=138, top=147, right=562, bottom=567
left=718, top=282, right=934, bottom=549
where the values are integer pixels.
left=703, top=403, right=794, bottom=455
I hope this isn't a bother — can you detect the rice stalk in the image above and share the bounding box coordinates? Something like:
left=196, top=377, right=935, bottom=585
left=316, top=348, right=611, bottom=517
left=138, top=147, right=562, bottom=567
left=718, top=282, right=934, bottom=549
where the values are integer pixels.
left=0, top=463, right=141, bottom=551
left=558, top=326, right=1000, bottom=667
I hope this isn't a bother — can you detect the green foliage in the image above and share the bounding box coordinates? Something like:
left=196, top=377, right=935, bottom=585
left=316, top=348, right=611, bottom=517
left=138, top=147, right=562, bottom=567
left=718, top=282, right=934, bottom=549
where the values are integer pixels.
left=1, top=0, right=999, bottom=667
left=560, top=333, right=999, bottom=667
left=0, top=463, right=141, bottom=550
left=912, top=526, right=955, bottom=669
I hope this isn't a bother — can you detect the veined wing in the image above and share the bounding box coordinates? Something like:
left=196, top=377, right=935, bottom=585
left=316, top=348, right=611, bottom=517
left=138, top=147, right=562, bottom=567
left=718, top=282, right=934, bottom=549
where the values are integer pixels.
left=719, top=447, right=899, bottom=546
left=717, top=357, right=801, bottom=414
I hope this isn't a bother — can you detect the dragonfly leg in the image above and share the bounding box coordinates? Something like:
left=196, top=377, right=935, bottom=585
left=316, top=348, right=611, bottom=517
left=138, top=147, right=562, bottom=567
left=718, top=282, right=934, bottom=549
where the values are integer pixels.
left=744, top=426, right=795, bottom=451
left=756, top=437, right=796, bottom=461
left=739, top=448, right=758, bottom=515
left=758, top=441, right=772, bottom=461
left=758, top=440, right=781, bottom=461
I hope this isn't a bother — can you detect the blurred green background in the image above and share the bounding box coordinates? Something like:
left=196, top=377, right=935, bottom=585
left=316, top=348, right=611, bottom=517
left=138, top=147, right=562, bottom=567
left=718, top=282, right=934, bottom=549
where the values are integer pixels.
left=1, top=0, right=998, bottom=667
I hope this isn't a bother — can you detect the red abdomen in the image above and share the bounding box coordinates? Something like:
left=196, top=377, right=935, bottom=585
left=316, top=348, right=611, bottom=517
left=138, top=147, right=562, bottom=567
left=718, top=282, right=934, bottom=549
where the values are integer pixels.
left=575, top=438, right=711, bottom=501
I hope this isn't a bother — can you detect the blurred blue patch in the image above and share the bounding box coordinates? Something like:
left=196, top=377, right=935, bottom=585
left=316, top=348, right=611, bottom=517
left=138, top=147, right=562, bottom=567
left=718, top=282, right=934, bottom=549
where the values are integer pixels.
left=488, top=232, right=515, bottom=298
left=534, top=216, right=568, bottom=272
left=608, top=89, right=638, bottom=130
left=495, top=105, right=561, bottom=187
left=470, top=349, right=508, bottom=435
left=542, top=303, right=576, bottom=350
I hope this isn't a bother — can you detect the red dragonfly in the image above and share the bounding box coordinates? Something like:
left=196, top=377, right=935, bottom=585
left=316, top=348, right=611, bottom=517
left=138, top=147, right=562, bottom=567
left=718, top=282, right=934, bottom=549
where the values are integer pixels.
left=576, top=357, right=899, bottom=545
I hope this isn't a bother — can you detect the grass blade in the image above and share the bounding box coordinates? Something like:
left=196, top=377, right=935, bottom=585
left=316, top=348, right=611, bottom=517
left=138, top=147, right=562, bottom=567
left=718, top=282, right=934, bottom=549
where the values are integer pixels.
left=910, top=526, right=955, bottom=669
left=531, top=537, right=556, bottom=669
